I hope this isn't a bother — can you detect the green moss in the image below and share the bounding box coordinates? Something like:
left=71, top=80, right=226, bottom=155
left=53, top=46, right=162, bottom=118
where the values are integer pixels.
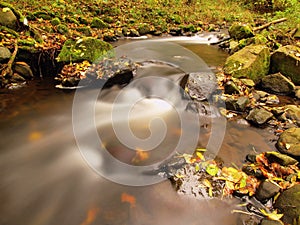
left=57, top=24, right=69, bottom=35
left=137, top=23, right=151, bottom=35
left=91, top=17, right=108, bottom=29
left=224, top=45, right=270, bottom=82
left=51, top=17, right=61, bottom=26
left=75, top=27, right=92, bottom=36
left=57, top=37, right=113, bottom=63
left=103, top=16, right=114, bottom=24
left=33, top=11, right=52, bottom=20
left=229, top=23, right=254, bottom=40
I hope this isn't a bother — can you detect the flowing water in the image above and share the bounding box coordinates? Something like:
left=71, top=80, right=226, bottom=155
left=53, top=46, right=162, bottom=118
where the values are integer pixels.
left=0, top=37, right=277, bottom=225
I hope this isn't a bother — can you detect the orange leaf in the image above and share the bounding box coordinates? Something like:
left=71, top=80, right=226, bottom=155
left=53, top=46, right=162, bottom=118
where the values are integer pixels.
left=80, top=207, right=100, bottom=225
left=121, top=192, right=136, bottom=208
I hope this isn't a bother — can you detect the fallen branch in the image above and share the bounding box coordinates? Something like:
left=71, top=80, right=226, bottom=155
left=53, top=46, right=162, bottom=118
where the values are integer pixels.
left=253, top=18, right=287, bottom=32
left=1, top=41, right=18, bottom=78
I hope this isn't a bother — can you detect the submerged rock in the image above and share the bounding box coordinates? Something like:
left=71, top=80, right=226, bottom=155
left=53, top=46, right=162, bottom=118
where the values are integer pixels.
left=228, top=23, right=254, bottom=40
left=261, top=72, right=295, bottom=95
left=260, top=219, right=284, bottom=225
left=246, top=107, right=273, bottom=125
left=274, top=184, right=300, bottom=225
left=276, top=127, right=300, bottom=158
left=270, top=45, right=300, bottom=85
left=57, top=37, right=113, bottom=63
left=224, top=45, right=270, bottom=83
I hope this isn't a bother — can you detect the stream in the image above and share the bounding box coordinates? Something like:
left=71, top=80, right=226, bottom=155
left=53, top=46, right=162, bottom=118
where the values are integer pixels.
left=0, top=36, right=278, bottom=225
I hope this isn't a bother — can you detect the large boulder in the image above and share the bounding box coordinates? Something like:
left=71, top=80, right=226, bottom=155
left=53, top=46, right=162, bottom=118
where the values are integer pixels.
left=270, top=45, right=300, bottom=85
left=228, top=23, right=254, bottom=40
left=184, top=72, right=217, bottom=101
left=0, top=7, right=18, bottom=30
left=276, top=127, right=300, bottom=158
left=261, top=72, right=295, bottom=95
left=57, top=37, right=113, bottom=63
left=274, top=184, right=300, bottom=225
left=223, top=45, right=270, bottom=83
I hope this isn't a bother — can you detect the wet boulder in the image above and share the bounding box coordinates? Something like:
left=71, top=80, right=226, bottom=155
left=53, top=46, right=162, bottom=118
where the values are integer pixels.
left=283, top=105, right=300, bottom=126
left=255, top=180, right=281, bottom=202
left=185, top=72, right=217, bottom=101
left=0, top=46, right=11, bottom=62
left=225, top=96, right=249, bottom=112
left=274, top=184, right=300, bottom=225
left=265, top=151, right=298, bottom=166
left=276, top=127, right=300, bottom=158
left=246, top=107, right=273, bottom=125
left=13, top=62, right=34, bottom=79
left=0, top=6, right=18, bottom=30
left=224, top=45, right=270, bottom=83
left=271, top=45, right=300, bottom=85
left=57, top=37, right=113, bottom=63
left=261, top=72, right=295, bottom=95
left=137, top=23, right=151, bottom=35
left=228, top=23, right=254, bottom=40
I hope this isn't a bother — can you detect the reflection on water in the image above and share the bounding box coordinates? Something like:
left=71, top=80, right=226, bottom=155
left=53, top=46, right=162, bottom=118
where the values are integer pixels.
left=0, top=40, right=276, bottom=225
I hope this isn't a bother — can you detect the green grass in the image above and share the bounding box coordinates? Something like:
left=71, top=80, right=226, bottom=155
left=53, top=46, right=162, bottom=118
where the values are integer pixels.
left=4, top=0, right=300, bottom=32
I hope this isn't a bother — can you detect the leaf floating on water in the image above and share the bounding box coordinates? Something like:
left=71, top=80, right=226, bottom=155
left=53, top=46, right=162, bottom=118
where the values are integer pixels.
left=80, top=207, right=100, bottom=225
left=131, top=148, right=149, bottom=164
left=28, top=131, right=42, bottom=141
left=121, top=192, right=136, bottom=208
left=260, top=209, right=283, bottom=221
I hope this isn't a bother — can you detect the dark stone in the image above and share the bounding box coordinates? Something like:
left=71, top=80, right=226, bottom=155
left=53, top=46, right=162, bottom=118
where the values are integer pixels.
left=185, top=72, right=217, bottom=101
left=0, top=46, right=11, bottom=62
left=261, top=72, right=295, bottom=95
left=224, top=81, right=240, bottom=94
left=10, top=73, right=26, bottom=82
left=129, top=29, right=140, bottom=37
left=13, top=62, right=34, bottom=79
left=270, top=45, right=300, bottom=85
left=0, top=7, right=18, bottom=30
left=265, top=152, right=298, bottom=166
left=283, top=105, right=300, bottom=126
left=255, top=180, right=281, bottom=202
left=274, top=184, right=300, bottom=225
left=137, top=23, right=151, bottom=35
left=225, top=96, right=249, bottom=112
left=246, top=108, right=273, bottom=125
left=276, top=127, right=300, bottom=158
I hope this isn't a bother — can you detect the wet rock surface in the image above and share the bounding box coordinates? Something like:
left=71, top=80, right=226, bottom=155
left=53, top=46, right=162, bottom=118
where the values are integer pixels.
left=260, top=72, right=295, bottom=95
left=274, top=184, right=300, bottom=225
left=270, top=45, right=300, bottom=85
left=255, top=180, right=280, bottom=202
left=228, top=23, right=254, bottom=41
left=276, top=127, right=300, bottom=158
left=246, top=108, right=273, bottom=125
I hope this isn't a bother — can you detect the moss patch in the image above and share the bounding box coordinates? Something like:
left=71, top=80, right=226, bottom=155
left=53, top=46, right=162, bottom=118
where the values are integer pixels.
left=57, top=37, right=113, bottom=63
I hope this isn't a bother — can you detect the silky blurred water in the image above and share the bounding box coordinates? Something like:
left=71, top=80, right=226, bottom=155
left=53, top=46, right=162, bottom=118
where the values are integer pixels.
left=0, top=38, right=277, bottom=225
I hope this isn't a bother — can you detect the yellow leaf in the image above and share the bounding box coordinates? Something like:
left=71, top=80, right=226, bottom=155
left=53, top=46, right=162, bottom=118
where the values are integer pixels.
left=260, top=209, right=283, bottom=221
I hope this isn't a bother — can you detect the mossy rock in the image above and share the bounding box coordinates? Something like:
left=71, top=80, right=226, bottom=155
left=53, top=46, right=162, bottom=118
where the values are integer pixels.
left=75, top=27, right=92, bottom=36
left=57, top=37, right=113, bottom=63
left=0, top=7, right=18, bottom=30
left=103, top=16, right=114, bottom=24
left=78, top=16, right=89, bottom=25
left=91, top=17, right=108, bottom=29
left=261, top=72, right=295, bottom=95
left=57, top=24, right=69, bottom=35
left=274, top=184, right=300, bottom=225
left=276, top=127, right=300, bottom=158
left=228, top=23, right=254, bottom=40
left=270, top=45, right=300, bottom=85
left=137, top=23, right=151, bottom=35
left=33, top=11, right=53, bottom=20
left=223, top=45, right=270, bottom=83
left=51, top=17, right=61, bottom=26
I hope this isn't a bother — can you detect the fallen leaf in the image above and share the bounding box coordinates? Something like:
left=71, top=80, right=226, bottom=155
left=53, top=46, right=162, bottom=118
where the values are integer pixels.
left=80, top=207, right=100, bottom=225
left=121, top=192, right=136, bottom=208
